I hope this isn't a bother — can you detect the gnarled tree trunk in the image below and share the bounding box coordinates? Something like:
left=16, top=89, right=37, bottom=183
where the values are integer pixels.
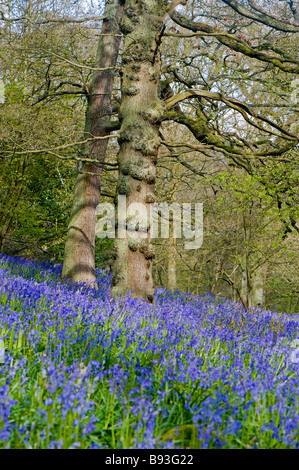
left=111, top=0, right=166, bottom=302
left=62, top=0, right=124, bottom=284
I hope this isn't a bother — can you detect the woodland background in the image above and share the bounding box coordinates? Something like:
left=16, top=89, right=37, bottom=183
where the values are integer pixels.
left=0, top=0, right=298, bottom=313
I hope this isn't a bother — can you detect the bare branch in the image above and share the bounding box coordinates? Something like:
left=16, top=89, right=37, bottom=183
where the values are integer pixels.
left=221, top=0, right=299, bottom=32
left=0, top=10, right=107, bottom=25
left=165, top=90, right=298, bottom=141
left=169, top=10, right=299, bottom=73
left=5, top=133, right=120, bottom=157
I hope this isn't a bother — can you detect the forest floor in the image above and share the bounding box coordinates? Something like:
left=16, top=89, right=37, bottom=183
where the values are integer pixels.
left=0, top=254, right=298, bottom=449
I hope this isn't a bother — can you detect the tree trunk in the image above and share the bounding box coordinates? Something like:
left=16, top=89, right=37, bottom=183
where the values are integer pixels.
left=241, top=265, right=249, bottom=307
left=241, top=208, right=252, bottom=307
left=62, top=0, right=124, bottom=284
left=168, top=234, right=177, bottom=291
left=250, top=263, right=267, bottom=308
left=211, top=257, right=221, bottom=296
left=111, top=0, right=166, bottom=302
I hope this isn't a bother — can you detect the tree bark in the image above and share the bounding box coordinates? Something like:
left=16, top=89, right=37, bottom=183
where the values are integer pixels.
left=241, top=266, right=249, bottom=307
left=241, top=208, right=252, bottom=307
left=251, top=263, right=267, bottom=308
left=168, top=234, right=177, bottom=291
left=62, top=0, right=124, bottom=284
left=211, top=257, right=221, bottom=296
left=111, top=0, right=166, bottom=302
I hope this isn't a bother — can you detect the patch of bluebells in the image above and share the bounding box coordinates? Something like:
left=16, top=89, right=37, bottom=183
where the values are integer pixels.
left=0, top=253, right=299, bottom=448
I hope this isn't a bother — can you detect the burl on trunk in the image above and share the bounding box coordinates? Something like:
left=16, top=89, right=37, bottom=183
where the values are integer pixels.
left=111, top=0, right=166, bottom=302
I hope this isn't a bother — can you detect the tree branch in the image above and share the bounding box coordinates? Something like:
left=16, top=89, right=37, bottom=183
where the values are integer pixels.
left=221, top=0, right=299, bottom=32
left=165, top=90, right=298, bottom=141
left=169, top=10, right=299, bottom=73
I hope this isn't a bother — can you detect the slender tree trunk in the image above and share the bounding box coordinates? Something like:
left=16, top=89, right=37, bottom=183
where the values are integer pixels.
left=62, top=0, right=124, bottom=284
left=251, top=263, right=267, bottom=308
left=168, top=234, right=177, bottom=291
left=111, top=0, right=166, bottom=302
left=211, top=257, right=221, bottom=296
left=241, top=266, right=249, bottom=307
left=241, top=208, right=252, bottom=307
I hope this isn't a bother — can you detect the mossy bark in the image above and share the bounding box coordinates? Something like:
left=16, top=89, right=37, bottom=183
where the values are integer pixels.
left=111, top=0, right=166, bottom=302
left=62, top=0, right=123, bottom=285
